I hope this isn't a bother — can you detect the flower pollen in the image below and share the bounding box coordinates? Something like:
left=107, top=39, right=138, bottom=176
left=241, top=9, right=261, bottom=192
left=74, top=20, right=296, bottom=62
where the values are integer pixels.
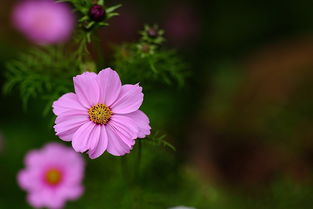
left=44, top=168, right=62, bottom=186
left=88, top=104, right=112, bottom=125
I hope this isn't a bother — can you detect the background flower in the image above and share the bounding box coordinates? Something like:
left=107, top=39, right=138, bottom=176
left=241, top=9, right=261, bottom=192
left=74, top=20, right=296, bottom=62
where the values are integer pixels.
left=12, top=0, right=75, bottom=45
left=17, top=143, right=85, bottom=209
left=168, top=207, right=196, bottom=209
left=163, top=3, right=200, bottom=47
left=53, top=68, right=151, bottom=158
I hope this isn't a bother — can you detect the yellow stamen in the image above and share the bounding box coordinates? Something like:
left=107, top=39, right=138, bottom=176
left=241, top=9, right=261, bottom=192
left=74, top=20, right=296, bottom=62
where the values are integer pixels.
left=45, top=169, right=62, bottom=185
left=88, top=104, right=112, bottom=125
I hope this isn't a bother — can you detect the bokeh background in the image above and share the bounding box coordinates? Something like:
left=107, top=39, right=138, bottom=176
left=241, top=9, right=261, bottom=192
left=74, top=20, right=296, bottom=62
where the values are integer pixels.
left=1, top=0, right=313, bottom=208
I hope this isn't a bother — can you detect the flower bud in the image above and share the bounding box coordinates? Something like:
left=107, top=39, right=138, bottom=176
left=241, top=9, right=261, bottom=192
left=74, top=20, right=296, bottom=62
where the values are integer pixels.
left=89, top=4, right=106, bottom=22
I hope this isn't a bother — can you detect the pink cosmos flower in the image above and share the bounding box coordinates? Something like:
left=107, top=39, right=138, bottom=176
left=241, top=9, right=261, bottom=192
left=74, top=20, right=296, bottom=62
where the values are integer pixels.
left=17, top=143, right=85, bottom=209
left=12, top=0, right=75, bottom=45
left=52, top=68, right=151, bottom=158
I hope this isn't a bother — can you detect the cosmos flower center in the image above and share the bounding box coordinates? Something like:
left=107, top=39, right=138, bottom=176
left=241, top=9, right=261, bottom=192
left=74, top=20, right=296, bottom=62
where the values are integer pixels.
left=44, top=168, right=62, bottom=186
left=88, top=104, right=112, bottom=125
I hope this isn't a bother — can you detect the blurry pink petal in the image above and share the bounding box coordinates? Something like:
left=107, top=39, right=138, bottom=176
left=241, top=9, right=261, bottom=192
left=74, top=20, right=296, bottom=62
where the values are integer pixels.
left=111, top=84, right=143, bottom=114
left=18, top=143, right=85, bottom=209
left=98, top=68, right=122, bottom=106
left=17, top=171, right=29, bottom=189
left=72, top=121, right=97, bottom=153
left=53, top=93, right=86, bottom=115
left=73, top=72, right=99, bottom=108
left=27, top=192, right=45, bottom=209
left=88, top=126, right=108, bottom=159
left=59, top=185, right=84, bottom=200
left=40, top=189, right=65, bottom=209
left=123, top=110, right=151, bottom=138
left=24, top=150, right=42, bottom=167
left=12, top=0, right=75, bottom=45
left=18, top=170, right=40, bottom=190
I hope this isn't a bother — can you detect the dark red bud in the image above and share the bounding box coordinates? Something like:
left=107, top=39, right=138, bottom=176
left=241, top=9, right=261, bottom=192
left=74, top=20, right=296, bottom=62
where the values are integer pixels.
left=89, top=4, right=106, bottom=22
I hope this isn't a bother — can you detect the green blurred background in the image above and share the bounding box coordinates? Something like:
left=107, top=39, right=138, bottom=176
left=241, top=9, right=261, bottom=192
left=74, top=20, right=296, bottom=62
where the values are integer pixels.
left=2, top=0, right=313, bottom=208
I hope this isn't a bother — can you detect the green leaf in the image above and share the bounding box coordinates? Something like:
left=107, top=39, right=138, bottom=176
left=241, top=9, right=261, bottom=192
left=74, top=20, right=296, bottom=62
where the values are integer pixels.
left=143, top=131, right=176, bottom=152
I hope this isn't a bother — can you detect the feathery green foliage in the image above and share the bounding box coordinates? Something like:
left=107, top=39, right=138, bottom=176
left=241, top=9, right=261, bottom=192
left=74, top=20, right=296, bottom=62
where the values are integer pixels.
left=113, top=25, right=188, bottom=87
left=144, top=131, right=176, bottom=151
left=4, top=47, right=81, bottom=114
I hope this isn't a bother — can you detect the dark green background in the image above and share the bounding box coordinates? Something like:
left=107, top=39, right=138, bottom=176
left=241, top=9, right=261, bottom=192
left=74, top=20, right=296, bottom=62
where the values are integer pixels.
left=2, top=0, right=313, bottom=208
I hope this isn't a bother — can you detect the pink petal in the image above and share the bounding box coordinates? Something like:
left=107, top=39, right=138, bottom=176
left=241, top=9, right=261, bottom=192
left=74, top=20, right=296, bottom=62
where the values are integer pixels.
left=88, top=126, right=108, bottom=159
left=106, top=124, right=133, bottom=156
left=88, top=125, right=102, bottom=151
left=72, top=121, right=98, bottom=153
left=17, top=170, right=28, bottom=189
left=17, top=170, right=38, bottom=190
left=54, top=111, right=89, bottom=141
left=62, top=161, right=85, bottom=185
left=59, top=184, right=84, bottom=200
left=24, top=150, right=42, bottom=167
left=40, top=189, right=65, bottom=209
left=109, top=114, right=138, bottom=146
left=27, top=192, right=45, bottom=209
left=19, top=143, right=85, bottom=209
left=63, top=166, right=85, bottom=185
left=52, top=93, right=86, bottom=115
left=122, top=110, right=151, bottom=138
left=97, top=68, right=122, bottom=106
left=73, top=72, right=100, bottom=108
left=111, top=84, right=144, bottom=114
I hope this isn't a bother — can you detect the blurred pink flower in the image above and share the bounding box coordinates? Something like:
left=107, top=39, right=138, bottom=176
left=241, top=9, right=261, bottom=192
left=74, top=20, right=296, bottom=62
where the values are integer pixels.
left=52, top=68, right=151, bottom=158
left=12, top=0, right=75, bottom=45
left=17, top=143, right=85, bottom=209
left=163, top=4, right=200, bottom=47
